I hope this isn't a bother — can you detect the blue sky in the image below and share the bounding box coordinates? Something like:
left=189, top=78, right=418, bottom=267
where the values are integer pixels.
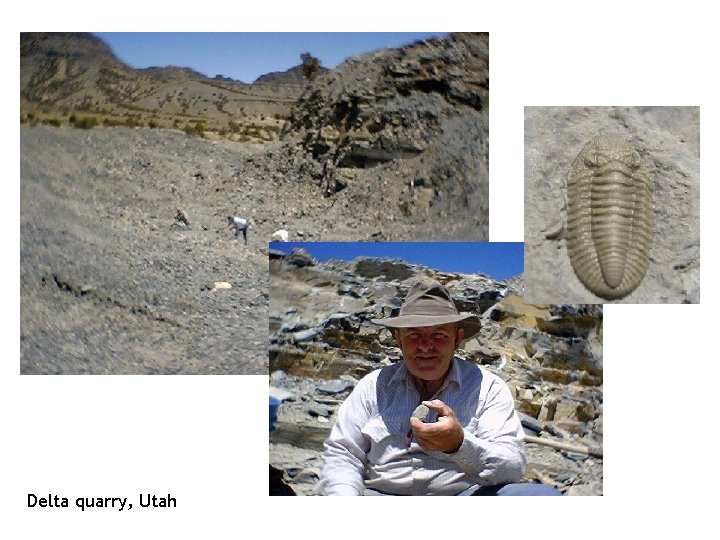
left=93, top=33, right=447, bottom=84
left=270, top=242, right=524, bottom=280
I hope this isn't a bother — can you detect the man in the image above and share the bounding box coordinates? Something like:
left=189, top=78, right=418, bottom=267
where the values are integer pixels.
left=226, top=215, right=248, bottom=245
left=316, top=278, right=561, bottom=496
left=175, top=207, right=191, bottom=228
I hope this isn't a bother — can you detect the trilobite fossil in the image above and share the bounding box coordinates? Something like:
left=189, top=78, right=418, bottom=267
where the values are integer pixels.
left=566, top=133, right=653, bottom=300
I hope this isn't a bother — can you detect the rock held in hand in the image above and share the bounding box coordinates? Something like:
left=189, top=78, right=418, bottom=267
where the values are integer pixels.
left=411, top=404, right=430, bottom=422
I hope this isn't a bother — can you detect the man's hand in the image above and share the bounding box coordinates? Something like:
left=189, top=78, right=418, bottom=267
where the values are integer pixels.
left=410, top=399, right=464, bottom=453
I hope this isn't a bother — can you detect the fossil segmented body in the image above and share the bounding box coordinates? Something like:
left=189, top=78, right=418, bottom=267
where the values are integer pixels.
left=566, top=134, right=653, bottom=300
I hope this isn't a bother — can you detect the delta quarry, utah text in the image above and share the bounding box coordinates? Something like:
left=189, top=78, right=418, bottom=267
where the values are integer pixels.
left=28, top=493, right=176, bottom=511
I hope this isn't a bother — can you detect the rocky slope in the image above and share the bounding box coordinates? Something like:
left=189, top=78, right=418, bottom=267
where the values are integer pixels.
left=20, top=123, right=483, bottom=374
left=268, top=250, right=603, bottom=495
left=20, top=127, right=273, bottom=374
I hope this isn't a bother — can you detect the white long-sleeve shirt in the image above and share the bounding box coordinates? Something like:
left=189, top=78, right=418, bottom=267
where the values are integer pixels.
left=317, top=357, right=527, bottom=495
left=230, top=216, right=247, bottom=229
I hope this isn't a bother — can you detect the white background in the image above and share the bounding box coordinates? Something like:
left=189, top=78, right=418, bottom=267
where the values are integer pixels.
left=4, top=2, right=717, bottom=538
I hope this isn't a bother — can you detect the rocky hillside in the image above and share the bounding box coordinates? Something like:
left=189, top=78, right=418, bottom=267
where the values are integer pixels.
left=21, top=32, right=490, bottom=244
left=269, top=250, right=603, bottom=495
left=20, top=32, right=303, bottom=140
left=281, top=33, right=489, bottom=239
left=20, top=33, right=492, bottom=373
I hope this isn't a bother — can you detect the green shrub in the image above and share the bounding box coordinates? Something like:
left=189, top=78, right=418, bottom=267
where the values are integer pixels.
left=103, top=117, right=125, bottom=127
left=184, top=122, right=205, bottom=137
left=300, top=52, right=322, bottom=80
left=74, top=116, right=98, bottom=129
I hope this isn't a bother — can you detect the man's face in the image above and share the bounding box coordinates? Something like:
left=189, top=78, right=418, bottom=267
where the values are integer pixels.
left=395, top=323, right=464, bottom=383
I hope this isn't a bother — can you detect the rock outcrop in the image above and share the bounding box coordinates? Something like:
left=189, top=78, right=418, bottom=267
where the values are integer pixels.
left=281, top=33, right=489, bottom=240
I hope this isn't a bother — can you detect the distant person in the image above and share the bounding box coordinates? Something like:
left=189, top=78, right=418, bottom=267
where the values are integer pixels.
left=316, top=278, right=562, bottom=496
left=175, top=207, right=191, bottom=228
left=227, top=215, right=248, bottom=245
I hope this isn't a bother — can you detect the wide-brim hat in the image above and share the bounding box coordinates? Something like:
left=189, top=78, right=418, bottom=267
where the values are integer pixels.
left=371, top=278, right=480, bottom=340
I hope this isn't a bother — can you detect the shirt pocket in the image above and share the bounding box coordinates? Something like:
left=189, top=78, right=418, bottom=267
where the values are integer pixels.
left=361, top=414, right=405, bottom=466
